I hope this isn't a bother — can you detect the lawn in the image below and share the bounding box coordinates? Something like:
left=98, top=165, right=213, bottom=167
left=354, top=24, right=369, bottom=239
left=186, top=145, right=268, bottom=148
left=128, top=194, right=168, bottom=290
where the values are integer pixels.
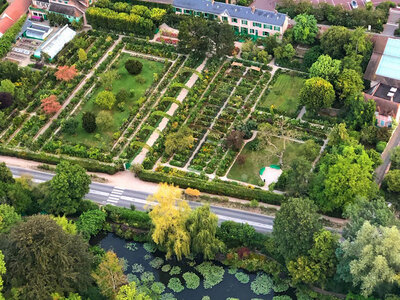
left=227, top=137, right=304, bottom=186
left=62, top=53, right=164, bottom=148
left=259, top=74, right=305, bottom=116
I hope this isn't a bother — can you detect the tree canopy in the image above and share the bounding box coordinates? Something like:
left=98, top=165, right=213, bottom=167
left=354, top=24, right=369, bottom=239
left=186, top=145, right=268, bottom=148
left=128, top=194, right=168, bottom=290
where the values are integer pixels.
left=309, top=54, right=341, bottom=83
left=293, top=14, right=318, bottom=44
left=164, top=127, right=194, bottom=156
left=300, top=77, right=335, bottom=111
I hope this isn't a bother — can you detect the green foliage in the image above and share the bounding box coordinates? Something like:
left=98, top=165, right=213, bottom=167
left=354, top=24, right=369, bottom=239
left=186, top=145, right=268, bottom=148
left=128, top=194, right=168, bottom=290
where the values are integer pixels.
left=44, top=161, right=91, bottom=215
left=300, top=77, right=335, bottom=111
left=187, top=205, right=224, bottom=260
left=320, top=26, right=351, bottom=59
left=293, top=14, right=318, bottom=44
left=0, top=204, right=21, bottom=233
left=309, top=54, right=341, bottom=83
left=104, top=205, right=151, bottom=229
left=161, top=264, right=171, bottom=272
left=0, top=162, right=14, bottom=184
left=273, top=296, right=292, bottom=300
left=143, top=242, right=157, bottom=253
left=149, top=257, right=164, bottom=269
left=82, top=112, right=97, bottom=133
left=385, top=169, right=400, bottom=193
left=95, top=90, right=116, bottom=110
left=234, top=272, right=250, bottom=284
left=376, top=141, right=387, bottom=153
left=311, top=146, right=374, bottom=212
left=274, top=44, right=296, bottom=61
left=50, top=215, right=77, bottom=235
left=336, top=69, right=364, bottom=101
left=343, top=196, right=397, bottom=240
left=140, top=271, right=155, bottom=284
left=178, top=17, right=235, bottom=57
left=167, top=278, right=184, bottom=293
left=96, top=110, right=113, bottom=130
left=182, top=272, right=200, bottom=289
left=272, top=281, right=289, bottom=292
left=390, top=146, right=400, bottom=169
left=217, top=221, right=266, bottom=249
left=250, top=273, right=273, bottom=295
left=151, top=281, right=165, bottom=294
left=303, top=46, right=323, bottom=68
left=76, top=209, right=106, bottom=239
left=0, top=79, right=15, bottom=95
left=195, top=262, right=225, bottom=289
left=125, top=242, right=138, bottom=251
left=125, top=59, right=143, bottom=75
left=62, top=118, right=79, bottom=135
left=273, top=198, right=322, bottom=262
left=165, top=126, right=194, bottom=156
left=1, top=215, right=92, bottom=299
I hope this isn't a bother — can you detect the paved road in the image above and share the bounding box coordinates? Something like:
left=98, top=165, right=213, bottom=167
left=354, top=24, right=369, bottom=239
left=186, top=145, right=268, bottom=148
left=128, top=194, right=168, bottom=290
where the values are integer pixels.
left=8, top=166, right=275, bottom=233
left=375, top=125, right=400, bottom=185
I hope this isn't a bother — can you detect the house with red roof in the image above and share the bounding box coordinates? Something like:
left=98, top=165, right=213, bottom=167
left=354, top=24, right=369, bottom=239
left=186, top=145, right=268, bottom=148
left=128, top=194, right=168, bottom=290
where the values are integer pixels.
left=0, top=0, right=30, bottom=37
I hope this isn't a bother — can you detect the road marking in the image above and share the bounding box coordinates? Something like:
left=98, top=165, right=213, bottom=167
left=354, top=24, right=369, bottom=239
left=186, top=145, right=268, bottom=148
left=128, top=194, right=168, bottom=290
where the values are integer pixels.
left=89, top=190, right=110, bottom=197
left=217, top=215, right=273, bottom=230
left=32, top=179, right=45, bottom=183
left=120, top=196, right=155, bottom=206
left=111, top=189, right=124, bottom=195
left=107, top=199, right=119, bottom=203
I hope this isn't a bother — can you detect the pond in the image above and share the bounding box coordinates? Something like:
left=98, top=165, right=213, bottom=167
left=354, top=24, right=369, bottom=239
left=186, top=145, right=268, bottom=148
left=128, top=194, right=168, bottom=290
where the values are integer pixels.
left=98, top=233, right=292, bottom=300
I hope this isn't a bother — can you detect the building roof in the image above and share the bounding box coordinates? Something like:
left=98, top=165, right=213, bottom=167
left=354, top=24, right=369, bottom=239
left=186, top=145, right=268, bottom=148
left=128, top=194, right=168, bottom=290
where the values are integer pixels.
left=172, top=0, right=287, bottom=26
left=364, top=93, right=400, bottom=117
left=0, top=0, right=30, bottom=34
left=34, top=24, right=76, bottom=59
left=49, top=2, right=82, bottom=17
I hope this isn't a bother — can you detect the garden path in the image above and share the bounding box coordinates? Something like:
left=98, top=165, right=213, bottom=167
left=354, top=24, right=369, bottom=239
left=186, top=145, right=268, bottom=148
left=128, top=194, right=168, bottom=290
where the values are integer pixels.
left=132, top=58, right=208, bottom=164
left=33, top=36, right=123, bottom=141
left=111, top=54, right=182, bottom=153
left=121, top=49, right=174, bottom=63
left=115, top=56, right=189, bottom=158
left=183, top=67, right=249, bottom=169
left=296, top=106, right=306, bottom=120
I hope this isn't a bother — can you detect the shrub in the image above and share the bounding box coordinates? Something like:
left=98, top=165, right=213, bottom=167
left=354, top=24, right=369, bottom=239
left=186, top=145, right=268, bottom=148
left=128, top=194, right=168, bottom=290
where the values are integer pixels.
left=250, top=273, right=273, bottom=295
left=125, top=59, right=143, bottom=75
left=95, top=90, right=116, bottom=110
left=0, top=92, right=13, bottom=109
left=76, top=209, right=106, bottom=239
left=96, top=110, right=113, bottom=130
left=116, top=88, right=130, bottom=103
left=235, top=272, right=250, bottom=284
left=185, top=187, right=200, bottom=197
left=217, top=221, right=266, bottom=249
left=183, top=272, right=200, bottom=289
left=103, top=205, right=151, bottom=229
left=167, top=278, right=184, bottom=293
left=62, top=119, right=79, bottom=135
left=82, top=112, right=97, bottom=133
left=131, top=263, right=144, bottom=273
left=376, top=141, right=387, bottom=153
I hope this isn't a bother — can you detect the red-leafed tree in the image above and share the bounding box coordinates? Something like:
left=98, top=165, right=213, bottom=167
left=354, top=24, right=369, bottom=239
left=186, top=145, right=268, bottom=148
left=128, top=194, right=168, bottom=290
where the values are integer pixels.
left=55, top=65, right=78, bottom=82
left=41, top=95, right=61, bottom=115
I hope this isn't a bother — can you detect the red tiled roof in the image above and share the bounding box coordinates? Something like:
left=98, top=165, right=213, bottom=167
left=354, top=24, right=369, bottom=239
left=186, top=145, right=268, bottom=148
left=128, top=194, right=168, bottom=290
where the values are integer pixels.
left=0, top=0, right=31, bottom=34
left=364, top=93, right=400, bottom=117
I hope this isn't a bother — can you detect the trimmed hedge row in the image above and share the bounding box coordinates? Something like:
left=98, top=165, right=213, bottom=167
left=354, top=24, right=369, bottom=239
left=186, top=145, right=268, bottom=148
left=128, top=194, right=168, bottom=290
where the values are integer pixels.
left=0, top=146, right=121, bottom=174
left=103, top=204, right=151, bottom=230
left=0, top=15, right=27, bottom=58
left=138, top=170, right=284, bottom=204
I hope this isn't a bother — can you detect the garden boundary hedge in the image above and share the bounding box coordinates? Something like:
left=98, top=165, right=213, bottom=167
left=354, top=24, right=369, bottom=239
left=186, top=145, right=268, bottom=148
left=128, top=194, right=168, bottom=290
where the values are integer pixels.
left=138, top=170, right=285, bottom=204
left=0, top=146, right=122, bottom=174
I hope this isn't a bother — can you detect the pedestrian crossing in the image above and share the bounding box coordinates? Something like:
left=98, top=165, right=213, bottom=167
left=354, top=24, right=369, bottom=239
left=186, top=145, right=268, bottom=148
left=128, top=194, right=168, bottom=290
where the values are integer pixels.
left=106, top=187, right=124, bottom=204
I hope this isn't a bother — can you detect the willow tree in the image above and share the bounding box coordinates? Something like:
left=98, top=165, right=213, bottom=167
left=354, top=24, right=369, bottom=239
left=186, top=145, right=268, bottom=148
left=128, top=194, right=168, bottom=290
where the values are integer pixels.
left=147, top=183, right=191, bottom=260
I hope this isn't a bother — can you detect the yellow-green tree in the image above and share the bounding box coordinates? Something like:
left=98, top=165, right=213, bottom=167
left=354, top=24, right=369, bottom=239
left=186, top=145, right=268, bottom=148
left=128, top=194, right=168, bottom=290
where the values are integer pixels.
left=0, top=250, right=5, bottom=299
left=77, top=48, right=87, bottom=62
left=147, top=183, right=191, bottom=260
left=92, top=251, right=127, bottom=299
left=116, top=282, right=151, bottom=300
left=51, top=215, right=77, bottom=235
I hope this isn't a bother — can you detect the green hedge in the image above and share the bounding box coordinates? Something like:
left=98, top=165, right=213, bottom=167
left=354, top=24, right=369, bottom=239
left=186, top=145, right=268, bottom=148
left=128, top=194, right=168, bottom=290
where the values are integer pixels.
left=0, top=146, right=121, bottom=174
left=138, top=170, right=284, bottom=204
left=0, top=15, right=26, bottom=58
left=103, top=204, right=151, bottom=230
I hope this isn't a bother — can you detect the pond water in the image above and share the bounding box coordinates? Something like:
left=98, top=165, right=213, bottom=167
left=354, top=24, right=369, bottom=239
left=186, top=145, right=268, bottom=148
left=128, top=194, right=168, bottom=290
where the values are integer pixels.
left=98, top=233, right=291, bottom=300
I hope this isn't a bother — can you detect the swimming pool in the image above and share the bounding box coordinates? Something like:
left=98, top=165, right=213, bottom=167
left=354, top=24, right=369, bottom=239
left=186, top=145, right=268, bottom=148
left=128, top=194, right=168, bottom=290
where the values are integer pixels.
left=376, top=38, right=400, bottom=81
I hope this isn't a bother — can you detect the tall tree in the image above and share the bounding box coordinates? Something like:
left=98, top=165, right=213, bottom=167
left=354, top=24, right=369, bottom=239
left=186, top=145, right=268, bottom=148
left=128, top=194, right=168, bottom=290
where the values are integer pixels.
left=0, top=250, right=5, bottom=299
left=340, top=222, right=400, bottom=297
left=273, top=198, right=322, bottom=262
left=309, top=54, right=341, bottom=83
left=147, top=183, right=191, bottom=260
left=320, top=26, right=351, bottom=59
left=92, top=251, right=127, bottom=299
left=385, top=169, right=400, bottom=193
left=335, top=68, right=364, bottom=101
left=187, top=205, right=224, bottom=260
left=311, top=146, right=374, bottom=212
left=43, top=161, right=91, bottom=215
left=300, top=77, right=335, bottom=111
left=293, top=14, right=318, bottom=44
left=0, top=215, right=92, bottom=299
left=343, top=196, right=397, bottom=240
left=77, top=209, right=106, bottom=240
left=96, top=90, right=116, bottom=110
left=41, top=95, right=61, bottom=115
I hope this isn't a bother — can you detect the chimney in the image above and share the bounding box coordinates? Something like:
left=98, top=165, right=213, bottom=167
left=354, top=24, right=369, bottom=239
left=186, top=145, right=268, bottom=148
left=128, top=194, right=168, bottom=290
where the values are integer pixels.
left=251, top=5, right=255, bottom=13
